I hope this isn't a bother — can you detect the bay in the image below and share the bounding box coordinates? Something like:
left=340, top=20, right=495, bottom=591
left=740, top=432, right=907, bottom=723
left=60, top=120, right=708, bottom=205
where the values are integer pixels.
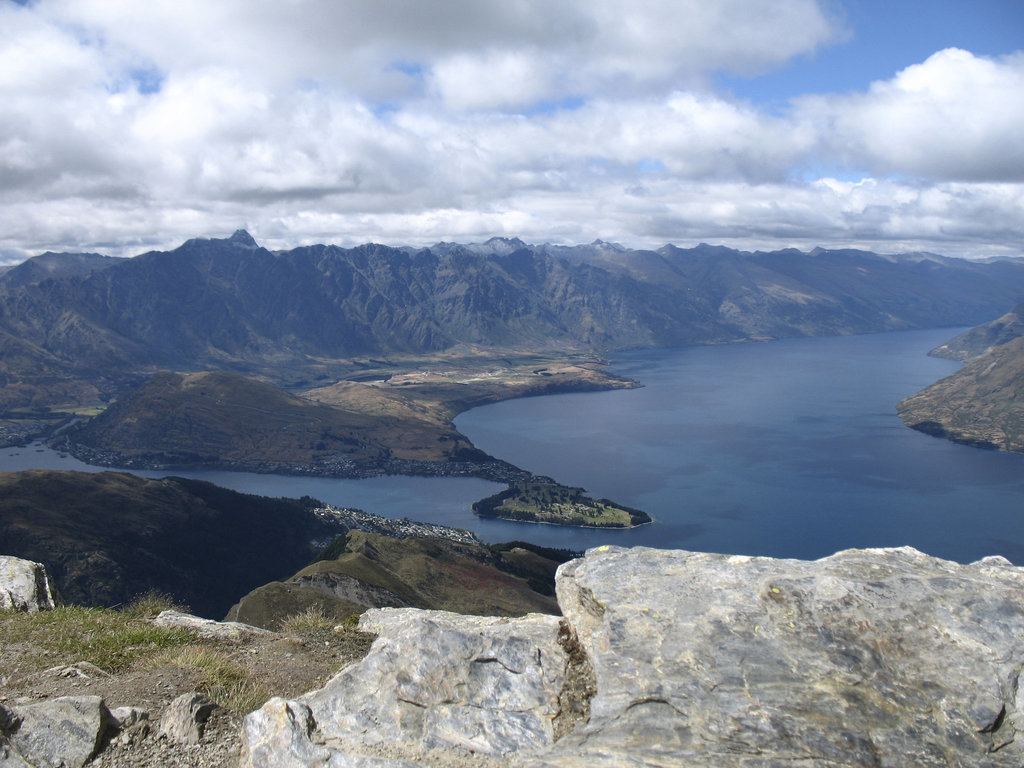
left=456, top=327, right=1024, bottom=564
left=5, top=327, right=1024, bottom=563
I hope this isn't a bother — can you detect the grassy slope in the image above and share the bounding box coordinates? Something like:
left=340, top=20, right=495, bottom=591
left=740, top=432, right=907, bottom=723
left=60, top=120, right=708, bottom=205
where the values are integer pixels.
left=60, top=353, right=635, bottom=471
left=67, top=370, right=403, bottom=464
left=227, top=530, right=563, bottom=629
left=0, top=599, right=375, bottom=717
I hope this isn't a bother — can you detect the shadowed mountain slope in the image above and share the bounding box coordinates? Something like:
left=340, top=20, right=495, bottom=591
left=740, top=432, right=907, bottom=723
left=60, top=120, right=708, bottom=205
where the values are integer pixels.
left=0, top=470, right=349, bottom=618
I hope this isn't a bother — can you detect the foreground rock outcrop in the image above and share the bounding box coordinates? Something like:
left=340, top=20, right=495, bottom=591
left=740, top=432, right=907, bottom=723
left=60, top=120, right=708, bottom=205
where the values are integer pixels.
left=0, top=695, right=113, bottom=768
left=0, top=556, right=57, bottom=613
left=243, top=610, right=576, bottom=766
left=538, top=545, right=1024, bottom=766
left=243, top=545, right=1024, bottom=767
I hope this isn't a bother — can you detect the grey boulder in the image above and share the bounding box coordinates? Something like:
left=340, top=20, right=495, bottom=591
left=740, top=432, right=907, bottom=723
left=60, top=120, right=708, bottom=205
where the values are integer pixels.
left=153, top=610, right=274, bottom=642
left=0, top=696, right=111, bottom=768
left=242, top=608, right=569, bottom=766
left=529, top=545, right=1024, bottom=767
left=158, top=692, right=217, bottom=745
left=0, top=557, right=57, bottom=613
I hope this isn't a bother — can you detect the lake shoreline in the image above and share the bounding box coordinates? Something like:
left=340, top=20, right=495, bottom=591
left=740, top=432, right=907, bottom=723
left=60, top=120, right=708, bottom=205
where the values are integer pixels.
left=7, top=329, right=1024, bottom=564
left=48, top=439, right=551, bottom=484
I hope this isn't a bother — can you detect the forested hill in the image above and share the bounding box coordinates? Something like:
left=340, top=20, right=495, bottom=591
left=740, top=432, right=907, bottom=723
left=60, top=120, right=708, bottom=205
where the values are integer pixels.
left=3, top=230, right=1024, bottom=409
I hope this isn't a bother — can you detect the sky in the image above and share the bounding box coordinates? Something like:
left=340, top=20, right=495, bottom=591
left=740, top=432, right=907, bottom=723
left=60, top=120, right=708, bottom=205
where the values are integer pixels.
left=1, top=0, right=1023, bottom=263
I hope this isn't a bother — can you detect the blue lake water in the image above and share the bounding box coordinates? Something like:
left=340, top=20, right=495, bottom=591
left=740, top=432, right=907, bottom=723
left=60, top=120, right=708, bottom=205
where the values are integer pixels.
left=456, top=327, right=1024, bottom=563
left=5, top=327, right=1024, bottom=563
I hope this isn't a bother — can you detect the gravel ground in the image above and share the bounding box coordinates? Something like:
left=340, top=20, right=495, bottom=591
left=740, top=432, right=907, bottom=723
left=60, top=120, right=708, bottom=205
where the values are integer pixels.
left=1, top=625, right=372, bottom=768
left=1, top=621, right=527, bottom=767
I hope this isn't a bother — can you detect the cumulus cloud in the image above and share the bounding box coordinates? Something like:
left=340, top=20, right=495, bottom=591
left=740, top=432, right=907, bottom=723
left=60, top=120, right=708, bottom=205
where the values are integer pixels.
left=0, top=0, right=1021, bottom=262
left=47, top=0, right=837, bottom=102
left=798, top=48, right=1024, bottom=181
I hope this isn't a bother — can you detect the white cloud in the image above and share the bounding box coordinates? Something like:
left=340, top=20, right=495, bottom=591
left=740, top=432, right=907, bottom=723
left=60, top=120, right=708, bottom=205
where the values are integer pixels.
left=799, top=48, right=1024, bottom=181
left=0, top=1, right=1022, bottom=263
left=44, top=0, right=837, bottom=101
left=430, top=50, right=553, bottom=111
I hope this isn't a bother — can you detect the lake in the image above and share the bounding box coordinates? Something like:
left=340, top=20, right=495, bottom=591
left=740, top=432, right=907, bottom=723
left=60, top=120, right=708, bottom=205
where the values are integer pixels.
left=6, top=327, right=1024, bottom=563
left=458, top=327, right=1024, bottom=563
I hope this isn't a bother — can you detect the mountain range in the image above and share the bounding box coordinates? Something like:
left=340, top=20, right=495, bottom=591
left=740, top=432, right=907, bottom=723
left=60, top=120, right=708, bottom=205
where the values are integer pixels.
left=4, top=231, right=1024, bottom=413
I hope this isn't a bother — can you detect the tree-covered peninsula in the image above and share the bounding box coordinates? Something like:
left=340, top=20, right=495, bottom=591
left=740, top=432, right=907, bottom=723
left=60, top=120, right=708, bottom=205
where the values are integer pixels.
left=473, top=482, right=652, bottom=528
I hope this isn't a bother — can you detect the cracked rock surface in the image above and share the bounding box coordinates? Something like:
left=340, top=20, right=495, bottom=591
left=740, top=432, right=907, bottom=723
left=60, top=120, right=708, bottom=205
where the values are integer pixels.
left=242, top=609, right=568, bottom=767
left=532, top=545, right=1024, bottom=767
left=242, top=546, right=1024, bottom=767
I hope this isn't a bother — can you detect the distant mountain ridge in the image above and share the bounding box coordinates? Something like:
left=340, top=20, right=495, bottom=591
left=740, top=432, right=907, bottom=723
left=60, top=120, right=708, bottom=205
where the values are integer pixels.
left=928, top=304, right=1024, bottom=362
left=4, top=231, right=1024, bottom=410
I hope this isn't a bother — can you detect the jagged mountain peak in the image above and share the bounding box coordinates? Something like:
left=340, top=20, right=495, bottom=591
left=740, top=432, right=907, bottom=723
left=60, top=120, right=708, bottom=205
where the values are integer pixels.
left=589, top=239, right=627, bottom=252
left=473, top=236, right=529, bottom=255
left=228, top=229, right=259, bottom=248
left=483, top=236, right=526, bottom=247
left=174, top=230, right=261, bottom=253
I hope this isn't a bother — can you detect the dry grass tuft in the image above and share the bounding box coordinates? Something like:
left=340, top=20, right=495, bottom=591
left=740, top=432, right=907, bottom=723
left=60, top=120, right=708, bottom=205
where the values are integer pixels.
left=120, top=589, right=190, bottom=620
left=148, top=646, right=272, bottom=714
left=279, top=605, right=336, bottom=633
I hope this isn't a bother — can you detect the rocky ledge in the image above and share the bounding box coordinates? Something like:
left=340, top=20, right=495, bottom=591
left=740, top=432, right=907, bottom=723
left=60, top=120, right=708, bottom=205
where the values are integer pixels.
left=244, top=545, right=1024, bottom=767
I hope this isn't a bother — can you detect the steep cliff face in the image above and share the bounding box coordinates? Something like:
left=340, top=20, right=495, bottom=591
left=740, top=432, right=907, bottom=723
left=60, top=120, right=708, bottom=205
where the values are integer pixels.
left=243, top=545, right=1024, bottom=767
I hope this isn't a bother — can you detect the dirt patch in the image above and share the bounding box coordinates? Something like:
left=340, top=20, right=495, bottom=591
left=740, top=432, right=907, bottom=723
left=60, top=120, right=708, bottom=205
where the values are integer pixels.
left=553, top=619, right=597, bottom=741
left=0, top=623, right=375, bottom=768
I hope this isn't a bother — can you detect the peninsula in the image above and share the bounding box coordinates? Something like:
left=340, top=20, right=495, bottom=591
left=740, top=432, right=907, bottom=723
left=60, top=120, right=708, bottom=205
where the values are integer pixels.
left=472, top=482, right=652, bottom=528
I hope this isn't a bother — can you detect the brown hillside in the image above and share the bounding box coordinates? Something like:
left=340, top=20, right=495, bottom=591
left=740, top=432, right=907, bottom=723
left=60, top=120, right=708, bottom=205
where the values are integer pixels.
left=898, top=336, right=1024, bottom=453
left=66, top=370, right=479, bottom=467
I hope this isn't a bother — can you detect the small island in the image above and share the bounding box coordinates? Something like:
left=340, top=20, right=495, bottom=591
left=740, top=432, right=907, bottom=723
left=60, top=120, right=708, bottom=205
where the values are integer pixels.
left=473, top=482, right=652, bottom=528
